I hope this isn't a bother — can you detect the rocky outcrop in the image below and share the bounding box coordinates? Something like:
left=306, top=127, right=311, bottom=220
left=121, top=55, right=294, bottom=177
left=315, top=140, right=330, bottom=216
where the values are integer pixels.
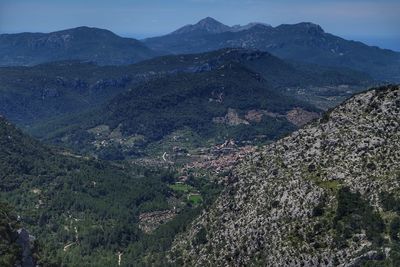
left=170, top=85, right=400, bottom=266
left=0, top=202, right=36, bottom=267
left=16, top=229, right=36, bottom=267
left=286, top=107, right=320, bottom=126
left=139, top=210, right=177, bottom=233
left=213, top=109, right=250, bottom=126
left=214, top=108, right=319, bottom=127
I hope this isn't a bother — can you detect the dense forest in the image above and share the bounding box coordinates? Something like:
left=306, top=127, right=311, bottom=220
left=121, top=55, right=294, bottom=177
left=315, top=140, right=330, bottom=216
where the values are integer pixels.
left=0, top=116, right=221, bottom=266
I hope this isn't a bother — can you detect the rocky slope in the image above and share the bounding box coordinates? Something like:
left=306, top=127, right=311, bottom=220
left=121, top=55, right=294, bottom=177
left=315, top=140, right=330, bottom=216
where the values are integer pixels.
left=144, top=17, right=400, bottom=82
left=170, top=85, right=400, bottom=266
left=0, top=26, right=159, bottom=66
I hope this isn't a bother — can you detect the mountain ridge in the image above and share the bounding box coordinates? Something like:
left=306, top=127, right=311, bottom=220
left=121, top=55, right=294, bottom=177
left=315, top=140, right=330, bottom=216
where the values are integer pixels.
left=0, top=26, right=160, bottom=66
left=170, top=84, right=400, bottom=266
left=33, top=62, right=314, bottom=157
left=0, top=48, right=370, bottom=129
left=171, top=17, right=232, bottom=35
left=144, top=17, right=400, bottom=82
left=25, top=49, right=371, bottom=159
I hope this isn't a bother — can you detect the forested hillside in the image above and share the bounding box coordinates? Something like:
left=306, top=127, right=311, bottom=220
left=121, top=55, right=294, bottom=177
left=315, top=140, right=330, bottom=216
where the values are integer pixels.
left=0, top=115, right=219, bottom=266
left=0, top=48, right=371, bottom=128
left=33, top=62, right=324, bottom=159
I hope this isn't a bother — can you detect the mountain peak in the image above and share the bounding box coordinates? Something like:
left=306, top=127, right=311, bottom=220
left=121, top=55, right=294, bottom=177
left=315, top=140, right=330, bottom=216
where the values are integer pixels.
left=171, top=17, right=231, bottom=35
left=297, top=22, right=324, bottom=31
left=196, top=16, right=223, bottom=25
left=277, top=22, right=325, bottom=34
left=57, top=26, right=117, bottom=37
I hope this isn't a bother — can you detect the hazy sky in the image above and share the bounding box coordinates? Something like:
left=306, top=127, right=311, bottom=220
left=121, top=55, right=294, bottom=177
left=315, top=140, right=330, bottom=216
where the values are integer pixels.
left=1, top=0, right=399, bottom=51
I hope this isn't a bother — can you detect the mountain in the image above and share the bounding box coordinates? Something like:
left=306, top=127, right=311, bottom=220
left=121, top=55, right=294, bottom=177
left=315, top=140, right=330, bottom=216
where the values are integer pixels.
left=169, top=17, right=271, bottom=35
left=33, top=63, right=310, bottom=157
left=144, top=18, right=400, bottom=82
left=171, top=17, right=232, bottom=35
left=170, top=85, right=400, bottom=266
left=0, top=115, right=217, bottom=266
left=0, top=48, right=371, bottom=129
left=35, top=53, right=369, bottom=159
left=0, top=26, right=159, bottom=66
left=0, top=61, right=134, bottom=127
left=231, top=22, right=272, bottom=32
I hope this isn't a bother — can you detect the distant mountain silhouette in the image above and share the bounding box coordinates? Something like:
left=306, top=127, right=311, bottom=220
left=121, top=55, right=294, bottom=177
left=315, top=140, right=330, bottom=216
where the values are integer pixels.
left=144, top=17, right=400, bottom=81
left=0, top=26, right=160, bottom=66
left=171, top=17, right=232, bottom=35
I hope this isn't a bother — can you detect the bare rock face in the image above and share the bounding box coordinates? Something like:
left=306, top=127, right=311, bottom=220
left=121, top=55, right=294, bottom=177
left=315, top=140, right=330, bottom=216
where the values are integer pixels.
left=170, top=85, right=400, bottom=266
left=244, top=110, right=264, bottom=123
left=213, top=108, right=250, bottom=126
left=214, top=108, right=320, bottom=127
left=139, top=210, right=177, bottom=233
left=286, top=108, right=320, bottom=126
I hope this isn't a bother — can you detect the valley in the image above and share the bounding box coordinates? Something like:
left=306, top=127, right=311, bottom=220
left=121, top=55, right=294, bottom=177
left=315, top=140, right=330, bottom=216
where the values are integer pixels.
left=0, top=12, right=399, bottom=267
left=0, top=114, right=223, bottom=266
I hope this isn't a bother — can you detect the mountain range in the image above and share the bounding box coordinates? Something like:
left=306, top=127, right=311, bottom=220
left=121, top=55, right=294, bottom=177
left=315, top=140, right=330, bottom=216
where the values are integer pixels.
left=1, top=17, right=399, bottom=82
left=144, top=17, right=400, bottom=82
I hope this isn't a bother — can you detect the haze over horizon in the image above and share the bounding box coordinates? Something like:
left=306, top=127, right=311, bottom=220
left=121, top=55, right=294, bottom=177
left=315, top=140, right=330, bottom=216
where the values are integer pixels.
left=1, top=0, right=399, bottom=51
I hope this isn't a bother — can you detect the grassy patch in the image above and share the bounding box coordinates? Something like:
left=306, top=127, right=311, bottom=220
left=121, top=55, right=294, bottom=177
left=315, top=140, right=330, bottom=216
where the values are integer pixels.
left=316, top=180, right=341, bottom=191
left=169, top=183, right=194, bottom=193
left=188, top=194, right=203, bottom=205
left=305, top=167, right=342, bottom=192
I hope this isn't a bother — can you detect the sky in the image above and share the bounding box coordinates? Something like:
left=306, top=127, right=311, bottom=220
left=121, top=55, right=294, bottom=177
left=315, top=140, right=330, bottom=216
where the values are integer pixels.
left=0, top=0, right=399, bottom=51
